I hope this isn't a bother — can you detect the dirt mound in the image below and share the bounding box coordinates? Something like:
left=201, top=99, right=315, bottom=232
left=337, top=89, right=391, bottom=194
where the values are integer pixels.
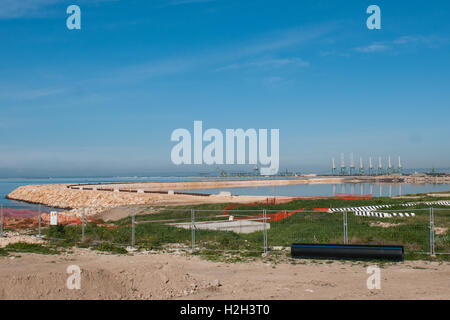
left=0, top=249, right=218, bottom=300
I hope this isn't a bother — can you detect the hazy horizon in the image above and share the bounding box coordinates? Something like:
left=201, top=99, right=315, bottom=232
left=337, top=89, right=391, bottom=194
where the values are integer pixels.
left=0, top=166, right=448, bottom=179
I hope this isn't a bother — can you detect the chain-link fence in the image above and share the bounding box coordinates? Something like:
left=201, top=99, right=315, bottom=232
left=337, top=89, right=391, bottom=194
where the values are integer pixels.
left=0, top=204, right=448, bottom=256
left=0, top=204, right=52, bottom=238
left=192, top=209, right=266, bottom=254
left=433, top=208, right=450, bottom=255
left=346, top=208, right=430, bottom=254
left=266, top=209, right=346, bottom=248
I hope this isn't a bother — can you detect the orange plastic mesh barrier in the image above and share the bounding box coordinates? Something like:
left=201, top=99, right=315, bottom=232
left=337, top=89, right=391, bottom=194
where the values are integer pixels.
left=0, top=208, right=113, bottom=229
left=221, top=194, right=373, bottom=223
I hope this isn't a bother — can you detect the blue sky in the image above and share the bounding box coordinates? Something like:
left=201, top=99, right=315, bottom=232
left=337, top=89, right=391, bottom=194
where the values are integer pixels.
left=0, top=0, right=449, bottom=177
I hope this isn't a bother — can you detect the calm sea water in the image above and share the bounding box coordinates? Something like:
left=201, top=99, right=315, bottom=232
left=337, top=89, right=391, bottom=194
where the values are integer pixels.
left=181, top=183, right=450, bottom=198
left=1, top=178, right=449, bottom=210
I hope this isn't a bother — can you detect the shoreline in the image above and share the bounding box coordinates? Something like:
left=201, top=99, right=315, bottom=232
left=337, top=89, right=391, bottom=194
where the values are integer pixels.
left=5, top=177, right=450, bottom=214
left=63, top=174, right=432, bottom=191
left=6, top=184, right=297, bottom=215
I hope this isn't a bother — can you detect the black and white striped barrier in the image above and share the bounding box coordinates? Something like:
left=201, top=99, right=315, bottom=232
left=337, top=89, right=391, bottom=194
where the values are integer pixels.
left=353, top=212, right=416, bottom=218
left=328, top=200, right=450, bottom=214
left=424, top=201, right=450, bottom=206
left=328, top=205, right=390, bottom=213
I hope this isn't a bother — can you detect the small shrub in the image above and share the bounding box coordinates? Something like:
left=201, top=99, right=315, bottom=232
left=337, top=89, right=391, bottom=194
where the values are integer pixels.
left=46, top=225, right=66, bottom=237
left=93, top=242, right=128, bottom=254
left=0, top=248, right=8, bottom=256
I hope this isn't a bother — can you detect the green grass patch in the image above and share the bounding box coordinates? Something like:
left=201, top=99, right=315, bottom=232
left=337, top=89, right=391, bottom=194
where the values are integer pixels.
left=193, top=249, right=261, bottom=263
left=5, top=242, right=59, bottom=255
left=92, top=242, right=128, bottom=254
left=0, top=248, right=8, bottom=256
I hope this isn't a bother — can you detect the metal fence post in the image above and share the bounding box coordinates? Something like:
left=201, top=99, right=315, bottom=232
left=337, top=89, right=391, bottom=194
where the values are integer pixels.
left=346, top=211, right=348, bottom=244
left=81, top=207, right=85, bottom=242
left=343, top=211, right=348, bottom=245
left=263, top=209, right=268, bottom=254
left=191, top=209, right=195, bottom=252
left=131, top=207, right=135, bottom=248
left=430, top=207, right=435, bottom=256
left=38, top=204, right=41, bottom=237
left=0, top=205, right=3, bottom=237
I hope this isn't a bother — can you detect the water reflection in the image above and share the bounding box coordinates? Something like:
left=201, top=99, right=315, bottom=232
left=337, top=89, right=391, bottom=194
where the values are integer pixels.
left=183, top=182, right=450, bottom=198
left=332, top=183, right=412, bottom=197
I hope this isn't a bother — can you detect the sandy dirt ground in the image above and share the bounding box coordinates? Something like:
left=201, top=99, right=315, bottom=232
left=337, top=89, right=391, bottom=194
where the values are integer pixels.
left=0, top=249, right=448, bottom=300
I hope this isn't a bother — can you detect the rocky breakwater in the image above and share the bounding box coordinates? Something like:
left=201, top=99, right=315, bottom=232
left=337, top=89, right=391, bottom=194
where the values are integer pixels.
left=6, top=184, right=275, bottom=218
left=7, top=184, right=160, bottom=209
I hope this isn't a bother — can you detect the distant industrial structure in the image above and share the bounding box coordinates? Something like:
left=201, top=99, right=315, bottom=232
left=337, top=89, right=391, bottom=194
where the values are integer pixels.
left=340, top=153, right=346, bottom=176
left=331, top=154, right=403, bottom=176
left=403, top=173, right=450, bottom=184
left=359, top=156, right=364, bottom=175
left=349, top=153, right=355, bottom=175
left=332, top=157, right=337, bottom=175
left=212, top=165, right=301, bottom=177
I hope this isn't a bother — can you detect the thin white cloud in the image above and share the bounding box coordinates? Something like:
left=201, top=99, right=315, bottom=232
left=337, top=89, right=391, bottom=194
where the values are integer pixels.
left=104, top=24, right=334, bottom=82
left=168, top=0, right=216, bottom=6
left=0, top=87, right=67, bottom=100
left=355, top=43, right=389, bottom=53
left=0, top=0, right=118, bottom=19
left=355, top=34, right=448, bottom=54
left=0, top=0, right=58, bottom=18
left=234, top=25, right=333, bottom=57
left=319, top=49, right=349, bottom=57
left=0, top=23, right=334, bottom=94
left=264, top=76, right=283, bottom=84
left=392, top=35, right=448, bottom=47
left=215, top=57, right=309, bottom=72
